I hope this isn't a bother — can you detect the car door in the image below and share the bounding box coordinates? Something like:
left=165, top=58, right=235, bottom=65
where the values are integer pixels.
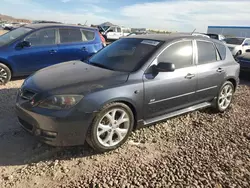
left=143, top=40, right=197, bottom=119
left=116, top=27, right=123, bottom=38
left=57, top=27, right=89, bottom=62
left=10, top=28, right=59, bottom=74
left=195, top=40, right=226, bottom=103
left=242, top=39, right=250, bottom=53
left=106, top=26, right=116, bottom=40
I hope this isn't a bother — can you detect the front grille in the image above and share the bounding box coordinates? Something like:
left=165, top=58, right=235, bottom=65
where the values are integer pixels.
left=19, top=89, right=36, bottom=100
left=18, top=117, right=33, bottom=132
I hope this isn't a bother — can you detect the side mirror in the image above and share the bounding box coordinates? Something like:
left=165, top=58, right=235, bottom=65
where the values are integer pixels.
left=154, top=62, right=175, bottom=72
left=17, top=41, right=31, bottom=48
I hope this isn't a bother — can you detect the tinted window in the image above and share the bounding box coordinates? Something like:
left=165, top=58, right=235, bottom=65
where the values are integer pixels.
left=197, top=41, right=217, bottom=64
left=25, top=29, right=56, bottom=46
left=224, top=38, right=245, bottom=45
left=0, top=27, right=32, bottom=47
left=89, top=38, right=162, bottom=72
left=158, top=41, right=193, bottom=69
left=81, top=29, right=95, bottom=41
left=207, top=34, right=219, bottom=39
left=59, top=28, right=82, bottom=43
left=215, top=43, right=226, bottom=60
left=108, top=27, right=115, bottom=32
left=244, top=39, right=250, bottom=45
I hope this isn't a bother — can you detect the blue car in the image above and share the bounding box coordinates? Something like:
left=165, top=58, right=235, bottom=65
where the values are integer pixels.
left=236, top=50, right=250, bottom=71
left=0, top=24, right=105, bottom=84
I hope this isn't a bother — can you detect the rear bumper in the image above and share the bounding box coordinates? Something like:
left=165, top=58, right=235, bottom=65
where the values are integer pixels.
left=15, top=102, right=94, bottom=147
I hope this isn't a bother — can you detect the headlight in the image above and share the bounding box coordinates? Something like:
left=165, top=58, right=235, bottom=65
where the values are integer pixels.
left=38, top=95, right=83, bottom=110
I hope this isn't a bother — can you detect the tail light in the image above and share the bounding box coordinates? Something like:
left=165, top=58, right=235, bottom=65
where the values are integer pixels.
left=98, top=32, right=106, bottom=47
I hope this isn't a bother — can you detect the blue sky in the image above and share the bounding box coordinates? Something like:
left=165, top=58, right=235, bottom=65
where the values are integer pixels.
left=1, top=0, right=250, bottom=32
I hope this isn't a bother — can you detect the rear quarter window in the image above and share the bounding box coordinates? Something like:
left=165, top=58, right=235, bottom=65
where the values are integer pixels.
left=81, top=29, right=95, bottom=41
left=215, top=43, right=226, bottom=60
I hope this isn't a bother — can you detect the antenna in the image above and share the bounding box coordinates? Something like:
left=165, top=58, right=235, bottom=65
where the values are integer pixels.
left=84, top=20, right=87, bottom=26
left=191, top=28, right=196, bottom=35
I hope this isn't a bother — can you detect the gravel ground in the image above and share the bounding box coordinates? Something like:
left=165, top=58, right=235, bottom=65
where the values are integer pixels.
left=0, top=30, right=8, bottom=35
left=0, top=77, right=250, bottom=188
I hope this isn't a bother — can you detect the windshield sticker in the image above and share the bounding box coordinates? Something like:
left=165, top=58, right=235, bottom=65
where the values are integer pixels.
left=141, top=40, right=160, bottom=46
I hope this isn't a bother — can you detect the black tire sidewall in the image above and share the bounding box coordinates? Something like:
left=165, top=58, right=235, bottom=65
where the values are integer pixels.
left=0, top=63, right=11, bottom=85
left=216, top=81, right=234, bottom=112
left=87, top=103, right=134, bottom=152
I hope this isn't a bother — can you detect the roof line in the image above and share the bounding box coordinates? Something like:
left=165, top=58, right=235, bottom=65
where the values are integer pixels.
left=208, top=26, right=250, bottom=29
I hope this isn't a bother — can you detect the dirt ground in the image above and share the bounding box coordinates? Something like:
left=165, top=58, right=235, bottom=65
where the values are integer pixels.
left=0, top=30, right=7, bottom=35
left=0, top=73, right=249, bottom=188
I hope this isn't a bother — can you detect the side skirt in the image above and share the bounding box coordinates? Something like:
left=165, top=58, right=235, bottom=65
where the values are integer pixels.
left=136, top=102, right=212, bottom=128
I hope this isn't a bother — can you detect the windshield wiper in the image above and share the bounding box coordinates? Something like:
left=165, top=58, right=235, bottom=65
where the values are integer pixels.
left=90, top=62, right=114, bottom=71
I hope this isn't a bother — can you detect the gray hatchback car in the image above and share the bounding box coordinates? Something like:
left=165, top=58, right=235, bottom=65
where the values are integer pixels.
left=16, top=34, right=240, bottom=152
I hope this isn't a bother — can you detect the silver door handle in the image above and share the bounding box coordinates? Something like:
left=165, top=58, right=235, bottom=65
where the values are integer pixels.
left=217, top=68, right=224, bottom=73
left=49, top=49, right=57, bottom=54
left=185, top=73, right=195, bottom=79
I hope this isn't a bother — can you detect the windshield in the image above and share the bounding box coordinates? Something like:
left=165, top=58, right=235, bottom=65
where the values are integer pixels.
left=224, top=38, right=245, bottom=45
left=89, top=38, right=162, bottom=72
left=206, top=34, right=218, bottom=39
left=0, top=27, right=32, bottom=46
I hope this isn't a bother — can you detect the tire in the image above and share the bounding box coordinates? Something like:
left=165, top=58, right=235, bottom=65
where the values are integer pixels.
left=235, top=50, right=242, bottom=57
left=0, top=63, right=11, bottom=85
left=86, top=102, right=134, bottom=152
left=214, top=81, right=235, bottom=112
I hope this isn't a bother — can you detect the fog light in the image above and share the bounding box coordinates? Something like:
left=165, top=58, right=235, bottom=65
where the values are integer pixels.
left=41, top=130, right=57, bottom=138
left=34, top=129, right=41, bottom=136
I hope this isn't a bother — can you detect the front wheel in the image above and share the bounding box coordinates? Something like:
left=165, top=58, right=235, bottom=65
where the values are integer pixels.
left=215, top=81, right=235, bottom=112
left=0, top=63, right=11, bottom=85
left=86, top=102, right=134, bottom=152
left=235, top=50, right=242, bottom=57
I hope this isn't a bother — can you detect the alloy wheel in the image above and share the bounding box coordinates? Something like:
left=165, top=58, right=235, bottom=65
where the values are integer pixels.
left=0, top=67, right=8, bottom=84
left=97, top=108, right=130, bottom=147
left=218, top=84, right=233, bottom=110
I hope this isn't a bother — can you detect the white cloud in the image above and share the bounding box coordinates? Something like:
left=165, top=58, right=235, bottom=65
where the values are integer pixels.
left=1, top=0, right=250, bottom=32
left=61, top=0, right=71, bottom=3
left=89, top=5, right=109, bottom=13
left=120, top=0, right=250, bottom=32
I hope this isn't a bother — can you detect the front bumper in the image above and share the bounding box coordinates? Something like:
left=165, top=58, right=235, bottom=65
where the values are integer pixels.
left=15, top=98, right=94, bottom=147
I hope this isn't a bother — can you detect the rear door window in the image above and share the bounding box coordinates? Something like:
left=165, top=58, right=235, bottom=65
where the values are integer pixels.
left=117, top=27, right=121, bottom=33
left=59, top=28, right=82, bottom=43
left=197, top=41, right=217, bottom=64
left=25, top=28, right=56, bottom=46
left=81, top=29, right=95, bottom=41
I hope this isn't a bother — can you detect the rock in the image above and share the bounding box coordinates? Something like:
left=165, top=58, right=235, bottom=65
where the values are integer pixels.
left=3, top=175, right=13, bottom=181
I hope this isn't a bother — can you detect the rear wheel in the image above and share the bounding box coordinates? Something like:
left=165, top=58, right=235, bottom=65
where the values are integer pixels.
left=86, top=102, right=134, bottom=152
left=215, top=81, right=234, bottom=112
left=0, top=63, right=11, bottom=85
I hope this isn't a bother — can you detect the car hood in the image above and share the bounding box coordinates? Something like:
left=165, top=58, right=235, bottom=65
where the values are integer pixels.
left=23, top=61, right=129, bottom=95
left=226, top=44, right=239, bottom=48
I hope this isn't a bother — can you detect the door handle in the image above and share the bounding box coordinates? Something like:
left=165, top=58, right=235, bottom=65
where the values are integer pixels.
left=185, top=73, right=195, bottom=79
left=81, top=47, right=86, bottom=51
left=217, top=68, right=224, bottom=73
left=49, top=49, right=57, bottom=54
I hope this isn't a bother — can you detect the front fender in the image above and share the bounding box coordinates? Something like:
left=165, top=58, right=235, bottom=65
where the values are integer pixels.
left=78, top=82, right=144, bottom=120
